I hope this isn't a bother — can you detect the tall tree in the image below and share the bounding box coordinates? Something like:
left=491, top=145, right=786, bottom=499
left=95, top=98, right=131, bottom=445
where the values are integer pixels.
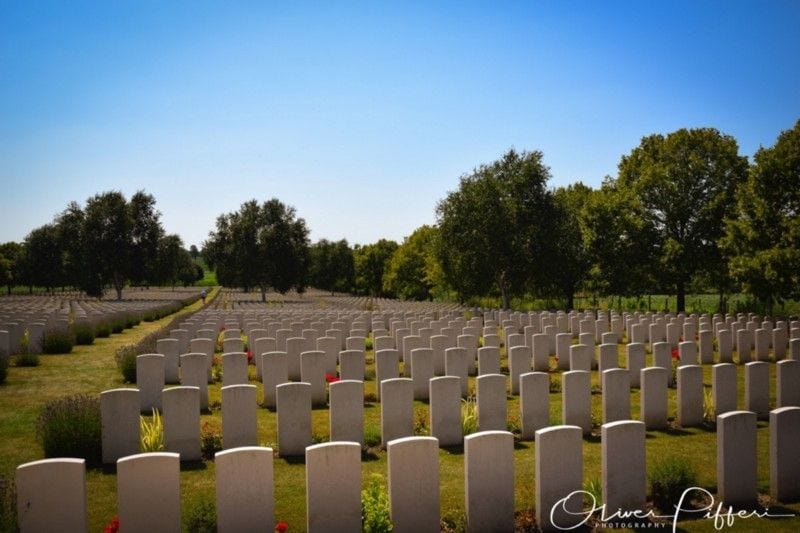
left=541, top=184, right=592, bottom=309
left=204, top=198, right=310, bottom=300
left=82, top=191, right=133, bottom=299
left=156, top=234, right=185, bottom=288
left=24, top=225, right=63, bottom=293
left=723, top=119, right=800, bottom=312
left=309, top=239, right=355, bottom=294
left=129, top=191, right=164, bottom=287
left=582, top=179, right=656, bottom=302
left=436, top=148, right=552, bottom=308
left=383, top=225, right=440, bottom=301
left=616, top=128, right=748, bottom=312
left=55, top=202, right=85, bottom=290
left=0, top=242, right=24, bottom=295
left=353, top=239, right=399, bottom=297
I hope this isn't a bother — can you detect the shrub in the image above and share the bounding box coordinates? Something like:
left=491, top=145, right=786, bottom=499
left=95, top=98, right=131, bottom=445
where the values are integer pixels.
left=201, top=420, right=223, bottom=460
left=73, top=323, right=95, bottom=345
left=43, top=329, right=75, bottom=354
left=549, top=374, right=562, bottom=393
left=115, top=346, right=138, bottom=383
left=649, top=455, right=698, bottom=513
left=461, top=397, right=477, bottom=435
left=95, top=322, right=112, bottom=338
left=36, top=394, right=102, bottom=465
left=183, top=494, right=216, bottom=533
left=14, top=352, right=40, bottom=367
left=0, top=357, right=9, bottom=384
left=362, top=474, right=392, bottom=533
left=111, top=320, right=124, bottom=334
left=140, top=409, right=164, bottom=452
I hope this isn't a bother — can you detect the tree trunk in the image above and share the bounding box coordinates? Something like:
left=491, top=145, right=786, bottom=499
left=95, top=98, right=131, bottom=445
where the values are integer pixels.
left=565, top=291, right=574, bottom=311
left=500, top=285, right=510, bottom=310
left=676, top=280, right=686, bottom=313
left=115, top=285, right=123, bottom=301
left=261, top=286, right=267, bottom=302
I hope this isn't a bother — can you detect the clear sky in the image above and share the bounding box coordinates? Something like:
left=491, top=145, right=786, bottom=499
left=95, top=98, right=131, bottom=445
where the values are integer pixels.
left=1, top=0, right=798, bottom=248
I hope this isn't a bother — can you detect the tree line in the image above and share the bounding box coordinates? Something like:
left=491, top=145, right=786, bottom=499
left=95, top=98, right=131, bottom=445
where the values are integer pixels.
left=0, top=191, right=203, bottom=299
left=1, top=120, right=796, bottom=311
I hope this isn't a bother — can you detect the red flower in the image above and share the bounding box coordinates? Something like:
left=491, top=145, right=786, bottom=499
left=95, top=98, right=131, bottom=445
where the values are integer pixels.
left=275, top=521, right=288, bottom=532
left=247, top=350, right=254, bottom=364
left=104, top=516, right=120, bottom=533
left=671, top=347, right=680, bottom=360
left=325, top=373, right=340, bottom=383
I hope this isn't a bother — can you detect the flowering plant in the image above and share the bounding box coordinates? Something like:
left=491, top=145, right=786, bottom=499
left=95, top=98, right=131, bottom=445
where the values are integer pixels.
left=325, top=373, right=340, bottom=384
left=275, top=521, right=288, bottom=532
left=104, top=516, right=120, bottom=533
left=247, top=350, right=254, bottom=365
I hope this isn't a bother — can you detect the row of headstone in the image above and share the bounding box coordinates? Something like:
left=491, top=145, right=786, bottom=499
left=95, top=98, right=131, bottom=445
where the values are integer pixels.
left=19, top=406, right=800, bottom=532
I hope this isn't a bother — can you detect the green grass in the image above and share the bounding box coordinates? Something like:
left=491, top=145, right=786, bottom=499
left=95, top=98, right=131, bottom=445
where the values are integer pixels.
left=3, top=303, right=800, bottom=532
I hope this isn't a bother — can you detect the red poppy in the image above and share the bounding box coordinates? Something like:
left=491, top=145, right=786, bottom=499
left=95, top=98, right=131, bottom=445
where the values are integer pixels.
left=671, top=347, right=680, bottom=360
left=104, top=516, right=120, bottom=533
left=247, top=350, right=254, bottom=364
left=325, top=373, right=340, bottom=383
left=275, top=521, right=288, bottom=532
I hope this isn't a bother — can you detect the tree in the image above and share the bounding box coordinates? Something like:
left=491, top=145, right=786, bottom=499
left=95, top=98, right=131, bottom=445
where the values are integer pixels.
left=0, top=242, right=24, bottom=295
left=129, top=191, right=164, bottom=287
left=24, top=224, right=63, bottom=293
left=582, top=179, right=656, bottom=303
left=353, top=239, right=399, bottom=297
left=81, top=191, right=133, bottom=299
left=541, top=184, right=592, bottom=309
left=309, top=239, right=355, bottom=294
left=723, top=119, right=800, bottom=312
left=55, top=202, right=85, bottom=290
left=383, top=225, right=441, bottom=301
left=156, top=234, right=185, bottom=288
left=189, top=245, right=200, bottom=259
left=616, top=128, right=748, bottom=312
left=436, top=148, right=552, bottom=308
left=204, top=198, right=310, bottom=300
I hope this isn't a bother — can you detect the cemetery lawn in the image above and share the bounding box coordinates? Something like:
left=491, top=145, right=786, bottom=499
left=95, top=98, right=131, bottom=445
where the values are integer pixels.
left=3, top=302, right=800, bottom=532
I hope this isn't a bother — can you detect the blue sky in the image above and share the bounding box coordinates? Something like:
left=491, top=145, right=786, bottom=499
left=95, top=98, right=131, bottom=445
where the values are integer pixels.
left=1, top=1, right=798, bottom=248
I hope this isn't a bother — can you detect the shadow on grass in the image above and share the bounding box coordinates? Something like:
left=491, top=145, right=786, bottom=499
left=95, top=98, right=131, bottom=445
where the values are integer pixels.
left=180, top=460, right=208, bottom=472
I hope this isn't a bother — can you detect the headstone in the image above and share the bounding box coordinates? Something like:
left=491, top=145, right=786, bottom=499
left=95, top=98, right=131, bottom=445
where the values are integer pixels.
left=215, top=447, right=274, bottom=532
left=261, top=352, right=288, bottom=409
left=306, top=442, right=362, bottom=532
left=562, top=370, right=591, bottom=434
left=180, top=353, right=208, bottom=410
left=464, top=431, right=514, bottom=532
left=276, top=382, right=312, bottom=457
left=429, top=335, right=448, bottom=375
left=477, top=346, right=501, bottom=375
left=476, top=374, right=507, bottom=432
left=755, top=328, right=770, bottom=361
left=252, top=337, right=277, bottom=380
left=569, top=344, right=592, bottom=372
left=745, top=361, right=770, bottom=419
left=677, top=365, right=703, bottom=427
left=773, top=328, right=787, bottom=360
left=339, top=349, right=365, bottom=381
left=640, top=367, right=668, bottom=429
left=718, top=329, right=733, bottom=363
left=679, top=341, right=697, bottom=365
left=300, top=351, right=327, bottom=406
left=713, top=363, right=737, bottom=417
left=777, top=360, right=800, bottom=408
left=520, top=372, right=549, bottom=440
left=555, top=333, right=571, bottom=371
left=156, top=338, right=180, bottom=383
left=223, top=337, right=244, bottom=354
left=770, top=406, right=800, bottom=502
left=601, top=369, right=630, bottom=423
left=602, top=420, right=646, bottom=517
left=189, top=337, right=215, bottom=383
left=15, top=458, right=87, bottom=532
left=329, top=380, right=364, bottom=445
left=409, top=348, right=434, bottom=401
left=445, top=347, right=469, bottom=397
left=737, top=329, right=753, bottom=364
left=222, top=384, right=258, bottom=449
left=626, top=343, right=646, bottom=388
left=457, top=334, right=478, bottom=375
left=222, top=352, right=248, bottom=386
left=117, top=453, right=181, bottom=532
left=136, top=354, right=165, bottom=413
left=381, top=378, right=414, bottom=447
left=532, top=333, right=550, bottom=372
left=375, top=349, right=400, bottom=401
left=429, top=376, right=462, bottom=446
left=535, top=426, right=583, bottom=532
left=508, top=345, right=531, bottom=395
left=717, top=411, right=757, bottom=506
left=699, top=330, right=713, bottom=364
left=163, top=386, right=201, bottom=461
left=387, top=436, right=440, bottom=533
left=101, top=388, right=140, bottom=464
